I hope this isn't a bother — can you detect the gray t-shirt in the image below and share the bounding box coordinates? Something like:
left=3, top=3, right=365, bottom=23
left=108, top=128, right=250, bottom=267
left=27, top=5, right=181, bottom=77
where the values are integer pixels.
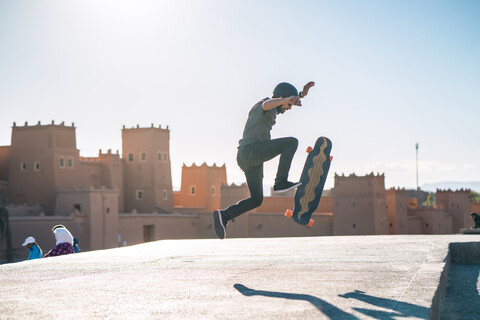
left=238, top=98, right=277, bottom=148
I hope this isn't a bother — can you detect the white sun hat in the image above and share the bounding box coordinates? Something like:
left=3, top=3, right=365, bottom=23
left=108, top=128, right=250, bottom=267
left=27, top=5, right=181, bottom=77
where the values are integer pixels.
left=22, top=236, right=36, bottom=246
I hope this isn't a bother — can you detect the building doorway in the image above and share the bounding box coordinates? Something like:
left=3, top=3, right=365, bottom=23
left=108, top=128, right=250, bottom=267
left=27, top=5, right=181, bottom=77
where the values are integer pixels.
left=143, top=225, right=154, bottom=242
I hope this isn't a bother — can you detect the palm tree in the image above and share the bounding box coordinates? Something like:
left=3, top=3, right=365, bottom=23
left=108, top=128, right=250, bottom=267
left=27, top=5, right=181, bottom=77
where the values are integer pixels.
left=422, top=193, right=436, bottom=208
left=0, top=199, right=13, bottom=262
left=470, top=191, right=480, bottom=203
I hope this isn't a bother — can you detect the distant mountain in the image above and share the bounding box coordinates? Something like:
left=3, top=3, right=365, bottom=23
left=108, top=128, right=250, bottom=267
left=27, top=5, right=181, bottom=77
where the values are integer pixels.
left=421, top=181, right=480, bottom=192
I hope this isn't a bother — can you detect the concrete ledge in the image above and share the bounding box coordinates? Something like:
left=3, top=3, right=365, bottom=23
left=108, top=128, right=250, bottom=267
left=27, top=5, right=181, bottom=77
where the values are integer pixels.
left=437, top=242, right=480, bottom=319
left=430, top=249, right=451, bottom=320
left=460, top=228, right=480, bottom=234
left=450, top=242, right=480, bottom=264
left=0, top=235, right=478, bottom=319
left=430, top=241, right=480, bottom=319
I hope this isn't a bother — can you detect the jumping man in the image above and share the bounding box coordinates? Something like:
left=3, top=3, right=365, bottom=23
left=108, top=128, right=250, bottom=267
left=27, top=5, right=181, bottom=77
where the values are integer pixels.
left=213, top=81, right=315, bottom=239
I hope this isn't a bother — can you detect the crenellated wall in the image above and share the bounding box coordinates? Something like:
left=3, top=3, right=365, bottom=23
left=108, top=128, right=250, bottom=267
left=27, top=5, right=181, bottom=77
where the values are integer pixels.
left=332, top=173, right=388, bottom=235
left=436, top=189, right=471, bottom=232
left=176, top=162, right=227, bottom=212
left=386, top=188, right=408, bottom=234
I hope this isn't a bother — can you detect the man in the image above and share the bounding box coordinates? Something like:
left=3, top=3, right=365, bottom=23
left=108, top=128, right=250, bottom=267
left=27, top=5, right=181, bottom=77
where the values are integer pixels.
left=22, top=236, right=43, bottom=260
left=471, top=212, right=480, bottom=229
left=213, top=81, right=315, bottom=239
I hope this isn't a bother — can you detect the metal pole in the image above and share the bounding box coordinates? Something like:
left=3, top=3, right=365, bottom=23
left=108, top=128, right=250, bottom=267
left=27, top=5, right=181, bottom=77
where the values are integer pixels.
left=416, top=143, right=419, bottom=191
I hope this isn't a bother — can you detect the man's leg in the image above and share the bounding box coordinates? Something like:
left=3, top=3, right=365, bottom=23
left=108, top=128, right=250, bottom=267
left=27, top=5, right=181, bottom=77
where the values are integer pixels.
left=213, top=138, right=298, bottom=239
left=213, top=165, right=263, bottom=239
left=248, top=137, right=298, bottom=186
left=222, top=164, right=264, bottom=221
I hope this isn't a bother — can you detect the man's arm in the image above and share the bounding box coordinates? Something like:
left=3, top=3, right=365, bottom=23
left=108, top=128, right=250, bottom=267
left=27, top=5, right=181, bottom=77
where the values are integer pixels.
left=262, top=96, right=301, bottom=111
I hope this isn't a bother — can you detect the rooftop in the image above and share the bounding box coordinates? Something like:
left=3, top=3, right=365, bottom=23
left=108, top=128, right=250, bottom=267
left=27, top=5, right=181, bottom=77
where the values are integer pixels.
left=0, top=235, right=478, bottom=319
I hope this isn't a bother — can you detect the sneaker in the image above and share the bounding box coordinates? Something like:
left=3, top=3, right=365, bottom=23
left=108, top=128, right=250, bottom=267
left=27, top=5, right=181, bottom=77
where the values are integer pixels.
left=213, top=210, right=227, bottom=239
left=273, top=181, right=302, bottom=193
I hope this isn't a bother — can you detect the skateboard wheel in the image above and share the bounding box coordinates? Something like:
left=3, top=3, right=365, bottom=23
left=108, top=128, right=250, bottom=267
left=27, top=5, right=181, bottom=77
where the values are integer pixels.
left=285, top=209, right=293, bottom=218
left=307, top=219, right=314, bottom=227
left=330, top=156, right=333, bottom=162
left=306, top=146, right=313, bottom=153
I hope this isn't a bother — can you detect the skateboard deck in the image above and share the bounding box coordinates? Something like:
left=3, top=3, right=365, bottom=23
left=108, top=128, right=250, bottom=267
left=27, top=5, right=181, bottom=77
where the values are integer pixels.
left=286, top=137, right=332, bottom=226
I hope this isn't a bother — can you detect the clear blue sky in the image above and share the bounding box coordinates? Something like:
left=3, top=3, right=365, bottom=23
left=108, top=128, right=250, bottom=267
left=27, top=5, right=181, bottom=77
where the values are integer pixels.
left=0, top=0, right=479, bottom=192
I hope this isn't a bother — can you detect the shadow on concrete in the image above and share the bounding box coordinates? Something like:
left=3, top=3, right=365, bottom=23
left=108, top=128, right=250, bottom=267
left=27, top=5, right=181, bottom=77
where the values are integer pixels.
left=234, top=284, right=431, bottom=320
left=233, top=284, right=359, bottom=319
left=339, top=290, right=429, bottom=320
left=441, top=264, right=480, bottom=319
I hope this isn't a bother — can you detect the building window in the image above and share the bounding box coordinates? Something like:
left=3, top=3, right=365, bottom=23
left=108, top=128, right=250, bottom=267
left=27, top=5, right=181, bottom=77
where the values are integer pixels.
left=164, top=152, right=168, bottom=161
left=106, top=207, right=110, bottom=214
left=60, top=157, right=65, bottom=168
left=163, top=190, right=168, bottom=200
left=73, top=204, right=81, bottom=212
left=190, top=186, right=196, bottom=196
left=34, top=162, right=40, bottom=171
left=141, top=152, right=147, bottom=161
left=68, top=158, right=74, bottom=168
left=211, top=186, right=216, bottom=196
left=136, top=190, right=143, bottom=200
left=128, top=153, right=134, bottom=162
left=20, top=162, right=27, bottom=171
left=158, top=152, right=162, bottom=161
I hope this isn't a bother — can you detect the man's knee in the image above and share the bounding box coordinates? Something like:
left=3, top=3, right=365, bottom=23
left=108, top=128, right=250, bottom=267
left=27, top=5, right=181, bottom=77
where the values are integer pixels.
left=251, top=195, right=264, bottom=208
left=287, top=137, right=298, bottom=150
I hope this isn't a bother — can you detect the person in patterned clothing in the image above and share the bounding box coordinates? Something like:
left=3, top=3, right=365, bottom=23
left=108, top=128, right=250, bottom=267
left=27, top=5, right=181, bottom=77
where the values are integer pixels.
left=43, top=225, right=75, bottom=258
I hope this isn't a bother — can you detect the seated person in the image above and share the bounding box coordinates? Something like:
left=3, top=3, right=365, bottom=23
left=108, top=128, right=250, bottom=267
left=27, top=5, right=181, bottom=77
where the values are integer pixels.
left=22, top=236, right=43, bottom=260
left=73, top=237, right=80, bottom=253
left=44, top=225, right=75, bottom=258
left=471, top=212, right=480, bottom=229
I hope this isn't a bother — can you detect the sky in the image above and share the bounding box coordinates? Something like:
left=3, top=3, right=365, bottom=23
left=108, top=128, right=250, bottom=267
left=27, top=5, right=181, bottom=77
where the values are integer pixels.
left=0, top=0, right=479, bottom=193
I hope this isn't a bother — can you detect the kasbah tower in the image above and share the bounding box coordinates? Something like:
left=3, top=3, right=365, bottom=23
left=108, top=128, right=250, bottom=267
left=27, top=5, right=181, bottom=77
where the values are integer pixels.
left=122, top=124, right=173, bottom=213
left=8, top=121, right=80, bottom=212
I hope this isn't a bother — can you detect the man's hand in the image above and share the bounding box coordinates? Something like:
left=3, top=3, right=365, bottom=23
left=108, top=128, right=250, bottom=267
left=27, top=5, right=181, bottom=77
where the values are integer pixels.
left=287, top=95, right=302, bottom=106
left=300, top=81, right=315, bottom=98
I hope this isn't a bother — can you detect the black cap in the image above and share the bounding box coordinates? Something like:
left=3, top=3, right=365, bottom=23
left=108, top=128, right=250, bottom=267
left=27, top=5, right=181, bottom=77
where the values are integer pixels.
left=272, top=82, right=298, bottom=98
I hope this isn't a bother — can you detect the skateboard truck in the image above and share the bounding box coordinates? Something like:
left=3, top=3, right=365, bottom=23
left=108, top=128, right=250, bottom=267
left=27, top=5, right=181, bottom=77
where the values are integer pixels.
left=307, top=147, right=333, bottom=164
left=285, top=209, right=314, bottom=227
left=307, top=146, right=333, bottom=163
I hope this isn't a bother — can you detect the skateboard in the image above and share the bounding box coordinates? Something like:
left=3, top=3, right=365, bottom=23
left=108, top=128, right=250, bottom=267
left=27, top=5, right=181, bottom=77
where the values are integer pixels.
left=285, top=137, right=332, bottom=227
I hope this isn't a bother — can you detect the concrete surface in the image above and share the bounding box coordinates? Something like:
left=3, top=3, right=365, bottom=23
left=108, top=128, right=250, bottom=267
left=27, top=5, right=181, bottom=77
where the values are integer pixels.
left=0, top=235, right=479, bottom=320
left=441, top=263, right=480, bottom=320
